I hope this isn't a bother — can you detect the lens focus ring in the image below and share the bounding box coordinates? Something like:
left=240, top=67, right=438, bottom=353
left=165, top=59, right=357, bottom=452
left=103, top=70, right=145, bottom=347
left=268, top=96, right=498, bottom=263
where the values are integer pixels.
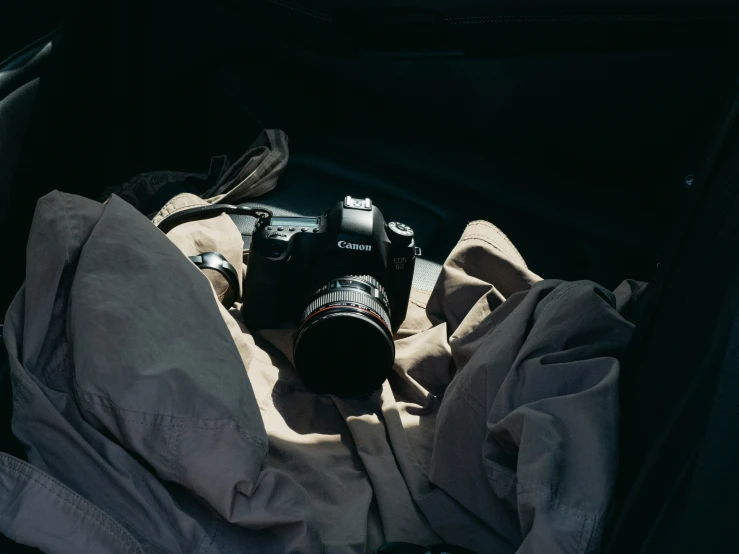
left=301, top=288, right=392, bottom=332
left=302, top=275, right=390, bottom=329
left=312, top=275, right=389, bottom=306
left=349, top=275, right=390, bottom=308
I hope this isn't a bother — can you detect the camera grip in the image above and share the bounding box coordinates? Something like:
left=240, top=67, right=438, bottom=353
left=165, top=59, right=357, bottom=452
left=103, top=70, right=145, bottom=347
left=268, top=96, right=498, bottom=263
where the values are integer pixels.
left=242, top=251, right=283, bottom=329
left=385, top=221, right=417, bottom=330
left=388, top=258, right=415, bottom=330
left=386, top=250, right=416, bottom=331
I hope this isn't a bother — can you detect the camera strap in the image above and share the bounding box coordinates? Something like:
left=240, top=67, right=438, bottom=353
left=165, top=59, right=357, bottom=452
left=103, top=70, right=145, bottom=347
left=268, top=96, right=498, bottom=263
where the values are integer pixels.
left=156, top=204, right=272, bottom=234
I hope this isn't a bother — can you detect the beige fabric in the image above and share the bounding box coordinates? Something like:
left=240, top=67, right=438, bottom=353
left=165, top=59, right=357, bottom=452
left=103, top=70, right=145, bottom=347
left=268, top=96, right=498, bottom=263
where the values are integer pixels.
left=2, top=191, right=637, bottom=554
left=158, top=205, right=549, bottom=552
left=426, top=220, right=540, bottom=334
left=152, top=193, right=244, bottom=302
left=154, top=201, right=639, bottom=552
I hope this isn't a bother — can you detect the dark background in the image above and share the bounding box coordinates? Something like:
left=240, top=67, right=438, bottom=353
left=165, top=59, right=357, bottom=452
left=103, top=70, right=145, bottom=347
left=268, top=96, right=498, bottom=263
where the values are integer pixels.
left=3, top=1, right=738, bottom=317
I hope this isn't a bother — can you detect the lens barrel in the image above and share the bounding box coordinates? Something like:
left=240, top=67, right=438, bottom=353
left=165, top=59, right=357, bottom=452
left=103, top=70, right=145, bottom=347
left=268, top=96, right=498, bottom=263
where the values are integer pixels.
left=294, top=276, right=395, bottom=397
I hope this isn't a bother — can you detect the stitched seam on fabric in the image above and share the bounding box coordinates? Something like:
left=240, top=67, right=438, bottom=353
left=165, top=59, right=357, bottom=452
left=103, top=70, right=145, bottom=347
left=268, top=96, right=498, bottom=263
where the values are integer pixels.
left=11, top=374, right=27, bottom=405
left=460, top=388, right=486, bottom=419
left=517, top=489, right=598, bottom=522
left=466, top=221, right=525, bottom=263
left=461, top=232, right=521, bottom=264
left=155, top=196, right=205, bottom=223
left=203, top=518, right=220, bottom=554
left=165, top=424, right=178, bottom=482
left=458, top=234, right=517, bottom=261
left=44, top=357, right=63, bottom=380
left=413, top=288, right=432, bottom=297
left=581, top=512, right=599, bottom=553
left=76, top=396, right=268, bottom=451
left=576, top=510, right=588, bottom=554
left=11, top=364, right=34, bottom=406
left=409, top=298, right=428, bottom=309
left=175, top=422, right=185, bottom=482
left=44, top=337, right=71, bottom=380
left=409, top=289, right=432, bottom=309
left=0, top=456, right=143, bottom=553
left=60, top=194, right=74, bottom=267
left=536, top=282, right=589, bottom=321
left=66, top=193, right=83, bottom=254
left=74, top=389, right=255, bottom=428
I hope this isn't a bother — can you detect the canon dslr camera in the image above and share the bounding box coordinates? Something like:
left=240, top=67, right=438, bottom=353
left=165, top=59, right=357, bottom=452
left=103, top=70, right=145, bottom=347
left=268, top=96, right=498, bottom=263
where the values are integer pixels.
left=243, top=196, right=418, bottom=397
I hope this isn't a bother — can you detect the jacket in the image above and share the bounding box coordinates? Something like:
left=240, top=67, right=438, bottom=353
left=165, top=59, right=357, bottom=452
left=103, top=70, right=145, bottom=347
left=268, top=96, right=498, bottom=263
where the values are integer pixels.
left=1, top=190, right=639, bottom=553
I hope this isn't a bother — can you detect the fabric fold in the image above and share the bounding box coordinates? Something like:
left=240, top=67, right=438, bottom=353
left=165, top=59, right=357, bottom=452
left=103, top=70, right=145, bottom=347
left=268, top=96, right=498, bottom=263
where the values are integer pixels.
left=430, top=280, right=632, bottom=554
left=100, top=129, right=289, bottom=214
left=2, top=193, right=636, bottom=554
left=4, top=191, right=322, bottom=553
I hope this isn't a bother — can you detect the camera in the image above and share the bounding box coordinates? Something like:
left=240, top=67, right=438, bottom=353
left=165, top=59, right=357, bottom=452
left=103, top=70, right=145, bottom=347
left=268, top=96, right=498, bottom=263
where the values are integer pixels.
left=242, top=196, right=418, bottom=397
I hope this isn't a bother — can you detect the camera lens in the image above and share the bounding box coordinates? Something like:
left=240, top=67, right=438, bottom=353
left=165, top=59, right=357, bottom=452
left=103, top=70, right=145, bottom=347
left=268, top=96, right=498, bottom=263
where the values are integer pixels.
left=294, top=276, right=395, bottom=397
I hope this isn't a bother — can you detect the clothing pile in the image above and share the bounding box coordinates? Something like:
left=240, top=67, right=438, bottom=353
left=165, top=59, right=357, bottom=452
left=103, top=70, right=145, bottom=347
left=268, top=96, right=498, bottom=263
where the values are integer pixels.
left=1, top=133, right=642, bottom=554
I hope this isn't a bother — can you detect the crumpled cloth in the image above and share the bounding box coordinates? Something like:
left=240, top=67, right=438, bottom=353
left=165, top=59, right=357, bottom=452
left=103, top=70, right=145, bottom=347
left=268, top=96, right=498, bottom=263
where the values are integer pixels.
left=1, top=191, right=640, bottom=554
left=100, top=129, right=289, bottom=215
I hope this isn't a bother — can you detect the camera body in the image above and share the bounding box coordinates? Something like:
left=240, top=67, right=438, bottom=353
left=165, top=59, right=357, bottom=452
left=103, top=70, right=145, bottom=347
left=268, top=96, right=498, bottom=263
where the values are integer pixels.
left=243, top=196, right=417, bottom=331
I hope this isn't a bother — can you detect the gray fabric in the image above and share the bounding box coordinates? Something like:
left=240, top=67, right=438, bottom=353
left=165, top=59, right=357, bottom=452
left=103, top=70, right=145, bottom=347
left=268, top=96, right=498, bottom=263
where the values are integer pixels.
left=1, top=192, right=634, bottom=553
left=0, top=453, right=144, bottom=554
left=3, top=192, right=320, bottom=553
left=68, top=197, right=268, bottom=518
left=426, top=281, right=631, bottom=553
